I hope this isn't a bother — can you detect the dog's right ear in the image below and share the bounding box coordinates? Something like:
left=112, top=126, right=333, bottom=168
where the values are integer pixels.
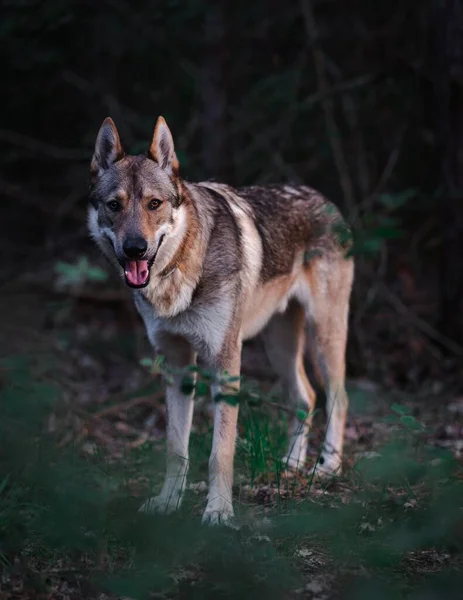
left=148, top=116, right=179, bottom=175
left=91, top=118, right=124, bottom=179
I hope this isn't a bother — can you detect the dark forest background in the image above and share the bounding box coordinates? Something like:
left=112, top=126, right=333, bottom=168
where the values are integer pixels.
left=2, top=0, right=463, bottom=390
left=1, top=2, right=463, bottom=598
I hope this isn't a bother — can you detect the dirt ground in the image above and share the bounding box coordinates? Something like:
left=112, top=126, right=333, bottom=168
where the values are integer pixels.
left=1, top=255, right=462, bottom=599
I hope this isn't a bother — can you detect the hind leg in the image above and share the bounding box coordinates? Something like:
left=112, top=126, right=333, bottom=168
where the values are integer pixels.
left=262, top=300, right=316, bottom=471
left=304, top=257, right=353, bottom=476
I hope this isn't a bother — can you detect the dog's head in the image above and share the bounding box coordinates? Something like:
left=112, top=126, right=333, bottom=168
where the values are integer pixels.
left=88, top=116, right=185, bottom=288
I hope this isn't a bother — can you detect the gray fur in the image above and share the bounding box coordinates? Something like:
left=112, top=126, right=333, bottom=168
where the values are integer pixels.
left=88, top=117, right=354, bottom=525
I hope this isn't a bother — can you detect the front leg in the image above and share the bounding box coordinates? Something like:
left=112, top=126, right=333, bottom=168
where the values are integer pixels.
left=140, top=337, right=196, bottom=515
left=202, top=345, right=241, bottom=526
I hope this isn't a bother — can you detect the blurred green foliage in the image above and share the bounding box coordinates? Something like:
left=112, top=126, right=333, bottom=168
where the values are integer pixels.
left=1, top=357, right=462, bottom=598
left=1, top=1, right=461, bottom=597
left=54, top=256, right=108, bottom=289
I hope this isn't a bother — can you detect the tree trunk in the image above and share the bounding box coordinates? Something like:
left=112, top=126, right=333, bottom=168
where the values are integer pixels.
left=201, top=4, right=227, bottom=180
left=434, top=0, right=463, bottom=343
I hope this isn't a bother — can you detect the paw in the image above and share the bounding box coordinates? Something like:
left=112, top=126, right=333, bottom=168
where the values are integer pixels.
left=282, top=454, right=306, bottom=472
left=139, top=491, right=183, bottom=515
left=201, top=497, right=235, bottom=526
left=310, top=454, right=342, bottom=479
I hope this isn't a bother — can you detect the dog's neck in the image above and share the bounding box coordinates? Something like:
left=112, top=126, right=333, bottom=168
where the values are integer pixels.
left=140, top=185, right=208, bottom=317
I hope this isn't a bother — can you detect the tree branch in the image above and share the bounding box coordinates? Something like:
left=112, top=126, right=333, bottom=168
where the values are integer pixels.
left=300, top=0, right=356, bottom=213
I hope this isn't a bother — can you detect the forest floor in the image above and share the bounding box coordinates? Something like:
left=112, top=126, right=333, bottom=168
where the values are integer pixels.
left=0, top=256, right=462, bottom=600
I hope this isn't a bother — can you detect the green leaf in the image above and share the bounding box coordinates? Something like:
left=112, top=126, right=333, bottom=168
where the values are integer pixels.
left=296, top=409, right=308, bottom=422
left=331, top=221, right=353, bottom=249
left=195, top=381, right=209, bottom=397
left=139, top=357, right=154, bottom=369
left=214, top=393, right=239, bottom=406
left=400, top=415, right=423, bottom=431
left=54, top=257, right=109, bottom=288
left=348, top=237, right=383, bottom=257
left=180, top=377, right=195, bottom=395
left=391, top=403, right=411, bottom=416
left=378, top=189, right=416, bottom=211
left=323, top=202, right=338, bottom=216
left=86, top=266, right=108, bottom=282
left=154, top=355, right=166, bottom=369
left=372, top=226, right=403, bottom=240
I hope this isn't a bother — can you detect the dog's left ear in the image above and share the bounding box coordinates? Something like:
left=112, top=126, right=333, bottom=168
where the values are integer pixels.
left=148, top=116, right=179, bottom=175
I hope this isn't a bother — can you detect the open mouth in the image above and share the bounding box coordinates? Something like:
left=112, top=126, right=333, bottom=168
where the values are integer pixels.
left=122, top=235, right=165, bottom=289
left=124, top=259, right=152, bottom=288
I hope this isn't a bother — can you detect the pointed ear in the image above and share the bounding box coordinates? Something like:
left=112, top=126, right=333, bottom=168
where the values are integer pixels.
left=148, top=116, right=179, bottom=174
left=91, top=117, right=124, bottom=177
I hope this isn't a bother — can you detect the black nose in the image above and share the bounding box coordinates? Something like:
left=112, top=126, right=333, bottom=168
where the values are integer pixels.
left=123, top=236, right=148, bottom=259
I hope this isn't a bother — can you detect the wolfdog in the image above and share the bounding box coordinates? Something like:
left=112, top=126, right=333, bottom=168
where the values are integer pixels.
left=88, top=116, right=354, bottom=525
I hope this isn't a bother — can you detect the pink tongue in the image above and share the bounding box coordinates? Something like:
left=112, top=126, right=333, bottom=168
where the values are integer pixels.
left=124, top=260, right=149, bottom=286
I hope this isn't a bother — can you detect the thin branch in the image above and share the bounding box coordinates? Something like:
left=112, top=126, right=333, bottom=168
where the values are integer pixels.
left=342, top=93, right=370, bottom=199
left=348, top=127, right=406, bottom=225
left=379, top=282, right=463, bottom=357
left=299, top=73, right=375, bottom=110
left=300, top=0, right=356, bottom=213
left=0, top=129, right=90, bottom=160
left=91, top=392, right=164, bottom=419
left=201, top=4, right=227, bottom=178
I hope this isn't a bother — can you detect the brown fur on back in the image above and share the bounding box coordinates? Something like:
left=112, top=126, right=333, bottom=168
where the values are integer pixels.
left=88, top=116, right=354, bottom=525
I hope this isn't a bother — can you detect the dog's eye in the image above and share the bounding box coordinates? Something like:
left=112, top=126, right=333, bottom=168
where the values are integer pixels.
left=148, top=198, right=162, bottom=211
left=107, top=200, right=121, bottom=212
